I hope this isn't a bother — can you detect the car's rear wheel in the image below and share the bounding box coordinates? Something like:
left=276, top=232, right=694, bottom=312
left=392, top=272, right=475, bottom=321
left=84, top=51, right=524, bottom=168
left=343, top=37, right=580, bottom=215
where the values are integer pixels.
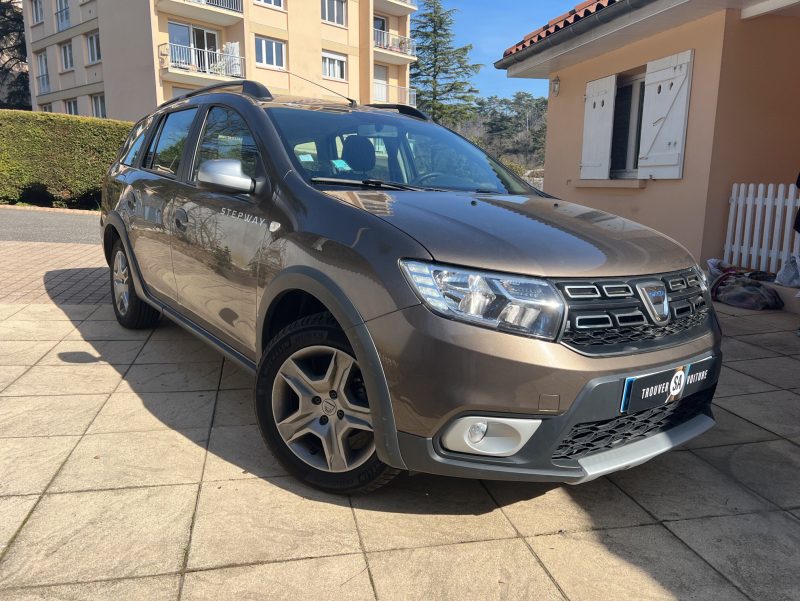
left=110, top=240, right=160, bottom=329
left=255, top=312, right=400, bottom=494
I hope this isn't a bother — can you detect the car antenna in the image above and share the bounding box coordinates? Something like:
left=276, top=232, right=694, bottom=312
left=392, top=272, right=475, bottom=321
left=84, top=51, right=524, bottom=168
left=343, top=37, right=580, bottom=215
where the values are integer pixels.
left=285, top=71, right=358, bottom=108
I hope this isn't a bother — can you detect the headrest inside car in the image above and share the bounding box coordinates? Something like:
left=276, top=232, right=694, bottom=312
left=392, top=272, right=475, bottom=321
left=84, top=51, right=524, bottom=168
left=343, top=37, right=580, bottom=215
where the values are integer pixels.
left=341, top=136, right=376, bottom=173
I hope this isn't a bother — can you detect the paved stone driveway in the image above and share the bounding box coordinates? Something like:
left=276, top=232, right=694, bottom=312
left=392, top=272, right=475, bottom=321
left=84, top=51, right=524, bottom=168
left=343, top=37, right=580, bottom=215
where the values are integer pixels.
left=0, top=239, right=799, bottom=601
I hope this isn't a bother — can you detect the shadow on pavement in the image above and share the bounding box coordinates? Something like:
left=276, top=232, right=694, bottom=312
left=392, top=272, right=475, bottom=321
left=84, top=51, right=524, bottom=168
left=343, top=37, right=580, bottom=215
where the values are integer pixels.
left=40, top=267, right=752, bottom=600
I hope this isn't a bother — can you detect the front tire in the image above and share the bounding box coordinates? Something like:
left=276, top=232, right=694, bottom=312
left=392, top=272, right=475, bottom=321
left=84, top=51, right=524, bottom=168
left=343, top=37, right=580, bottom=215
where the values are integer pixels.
left=255, top=312, right=399, bottom=494
left=110, top=240, right=159, bottom=329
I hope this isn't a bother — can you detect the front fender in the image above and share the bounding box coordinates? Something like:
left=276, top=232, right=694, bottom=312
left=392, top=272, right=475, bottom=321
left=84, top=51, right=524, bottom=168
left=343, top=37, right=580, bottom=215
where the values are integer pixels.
left=257, top=266, right=407, bottom=470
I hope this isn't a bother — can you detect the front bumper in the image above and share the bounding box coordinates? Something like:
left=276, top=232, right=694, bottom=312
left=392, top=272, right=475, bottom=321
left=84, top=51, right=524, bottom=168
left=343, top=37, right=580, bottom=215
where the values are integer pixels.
left=365, top=304, right=721, bottom=482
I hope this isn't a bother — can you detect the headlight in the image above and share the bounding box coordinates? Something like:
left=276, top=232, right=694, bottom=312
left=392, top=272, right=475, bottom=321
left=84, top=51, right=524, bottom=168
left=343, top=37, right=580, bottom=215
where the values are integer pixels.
left=400, top=260, right=565, bottom=340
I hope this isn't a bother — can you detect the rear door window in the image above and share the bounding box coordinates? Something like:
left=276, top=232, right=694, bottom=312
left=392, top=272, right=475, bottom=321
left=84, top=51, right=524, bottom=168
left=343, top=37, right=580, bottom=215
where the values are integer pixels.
left=146, top=108, right=198, bottom=177
left=120, top=118, right=152, bottom=167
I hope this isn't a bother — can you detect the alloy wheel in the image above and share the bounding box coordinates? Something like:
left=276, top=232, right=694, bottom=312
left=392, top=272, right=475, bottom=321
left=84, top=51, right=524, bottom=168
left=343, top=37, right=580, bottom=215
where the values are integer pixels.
left=113, top=250, right=130, bottom=316
left=271, top=345, right=374, bottom=473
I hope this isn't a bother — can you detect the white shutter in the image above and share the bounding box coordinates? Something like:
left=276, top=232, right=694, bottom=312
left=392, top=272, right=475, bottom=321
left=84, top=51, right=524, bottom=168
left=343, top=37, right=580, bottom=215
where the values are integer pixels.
left=580, top=74, right=616, bottom=180
left=638, top=50, right=693, bottom=180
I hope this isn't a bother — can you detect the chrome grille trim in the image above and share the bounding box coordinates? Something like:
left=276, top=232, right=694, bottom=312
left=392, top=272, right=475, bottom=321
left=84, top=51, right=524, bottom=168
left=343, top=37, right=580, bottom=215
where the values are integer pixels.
left=602, top=284, right=634, bottom=298
left=564, top=285, right=601, bottom=299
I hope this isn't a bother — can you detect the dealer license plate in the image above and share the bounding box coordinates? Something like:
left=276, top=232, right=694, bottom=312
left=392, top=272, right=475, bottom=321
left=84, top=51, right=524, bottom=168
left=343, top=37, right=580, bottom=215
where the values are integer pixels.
left=621, top=356, right=716, bottom=414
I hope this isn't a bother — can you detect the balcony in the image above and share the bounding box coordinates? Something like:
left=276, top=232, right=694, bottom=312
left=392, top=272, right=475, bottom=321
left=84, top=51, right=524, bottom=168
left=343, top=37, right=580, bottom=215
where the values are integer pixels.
left=373, top=29, right=417, bottom=65
left=156, top=0, right=244, bottom=26
left=373, top=0, right=417, bottom=16
left=55, top=6, right=70, bottom=31
left=373, top=82, right=416, bottom=106
left=159, top=43, right=245, bottom=85
left=36, top=74, right=50, bottom=95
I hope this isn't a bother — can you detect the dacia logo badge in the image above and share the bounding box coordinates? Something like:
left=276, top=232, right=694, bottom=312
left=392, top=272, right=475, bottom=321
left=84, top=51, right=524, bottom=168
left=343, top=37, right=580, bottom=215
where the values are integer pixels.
left=637, top=281, right=670, bottom=325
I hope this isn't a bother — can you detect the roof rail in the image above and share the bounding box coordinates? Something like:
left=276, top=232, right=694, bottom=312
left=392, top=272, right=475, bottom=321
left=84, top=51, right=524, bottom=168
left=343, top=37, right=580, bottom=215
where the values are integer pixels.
left=365, top=103, right=430, bottom=121
left=158, top=80, right=273, bottom=109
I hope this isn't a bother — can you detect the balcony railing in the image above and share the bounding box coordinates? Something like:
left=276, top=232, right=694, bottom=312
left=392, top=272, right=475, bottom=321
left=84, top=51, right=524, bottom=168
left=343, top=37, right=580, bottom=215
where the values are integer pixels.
left=55, top=6, right=70, bottom=31
left=160, top=43, right=245, bottom=78
left=373, top=29, right=416, bottom=57
left=373, top=82, right=417, bottom=106
left=36, top=74, right=50, bottom=95
left=187, top=0, right=243, bottom=12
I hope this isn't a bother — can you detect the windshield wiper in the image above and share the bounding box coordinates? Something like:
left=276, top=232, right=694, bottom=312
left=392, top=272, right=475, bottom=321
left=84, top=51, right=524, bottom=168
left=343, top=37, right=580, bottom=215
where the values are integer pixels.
left=310, top=177, right=428, bottom=192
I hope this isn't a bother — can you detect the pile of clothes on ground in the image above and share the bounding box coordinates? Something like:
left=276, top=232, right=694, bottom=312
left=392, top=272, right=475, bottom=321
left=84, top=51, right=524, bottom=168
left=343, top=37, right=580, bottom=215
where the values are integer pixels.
left=707, top=257, right=800, bottom=311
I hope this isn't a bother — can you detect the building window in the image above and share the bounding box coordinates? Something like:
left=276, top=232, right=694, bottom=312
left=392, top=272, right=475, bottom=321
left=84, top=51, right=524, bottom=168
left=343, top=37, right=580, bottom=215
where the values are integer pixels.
left=35, top=52, right=49, bottom=94
left=255, top=0, right=283, bottom=8
left=41, top=104, right=52, bottom=113
left=322, top=51, right=346, bottom=80
left=321, top=0, right=345, bottom=26
left=64, top=98, right=79, bottom=115
left=55, top=0, right=70, bottom=31
left=60, top=42, right=74, bottom=71
left=579, top=49, right=694, bottom=181
left=92, top=94, right=106, bottom=118
left=87, top=32, right=101, bottom=64
left=255, top=36, right=285, bottom=69
left=31, top=0, right=44, bottom=24
left=609, top=72, right=645, bottom=178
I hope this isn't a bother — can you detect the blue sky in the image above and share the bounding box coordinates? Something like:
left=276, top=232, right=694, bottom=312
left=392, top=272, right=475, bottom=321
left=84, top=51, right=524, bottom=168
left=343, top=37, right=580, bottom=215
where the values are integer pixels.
left=440, top=0, right=576, bottom=99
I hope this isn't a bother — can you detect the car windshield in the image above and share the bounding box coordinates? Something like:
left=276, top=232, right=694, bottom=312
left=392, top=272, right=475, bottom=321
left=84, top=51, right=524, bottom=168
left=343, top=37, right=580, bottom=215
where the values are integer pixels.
left=266, top=107, right=529, bottom=195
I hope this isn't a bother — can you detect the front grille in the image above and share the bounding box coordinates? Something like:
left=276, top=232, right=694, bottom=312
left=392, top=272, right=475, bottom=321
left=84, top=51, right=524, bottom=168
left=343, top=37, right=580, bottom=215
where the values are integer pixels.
left=552, top=389, right=713, bottom=461
left=555, top=268, right=711, bottom=355
left=562, top=310, right=708, bottom=348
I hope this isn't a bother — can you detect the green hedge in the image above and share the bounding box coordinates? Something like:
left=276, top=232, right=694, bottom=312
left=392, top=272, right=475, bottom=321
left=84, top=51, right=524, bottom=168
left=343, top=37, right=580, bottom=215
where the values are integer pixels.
left=0, top=109, right=133, bottom=209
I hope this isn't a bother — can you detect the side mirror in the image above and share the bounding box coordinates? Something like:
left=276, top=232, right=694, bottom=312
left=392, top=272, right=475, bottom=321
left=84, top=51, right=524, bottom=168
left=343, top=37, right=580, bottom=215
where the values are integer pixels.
left=197, top=159, right=255, bottom=194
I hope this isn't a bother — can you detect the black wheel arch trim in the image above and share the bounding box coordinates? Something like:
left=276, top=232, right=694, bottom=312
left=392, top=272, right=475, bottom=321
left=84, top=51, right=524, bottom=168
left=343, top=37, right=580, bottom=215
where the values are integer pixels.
left=257, top=267, right=407, bottom=470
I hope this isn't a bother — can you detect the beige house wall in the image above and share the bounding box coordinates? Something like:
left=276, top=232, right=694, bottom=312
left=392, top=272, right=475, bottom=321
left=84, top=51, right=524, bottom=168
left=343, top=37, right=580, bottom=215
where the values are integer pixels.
left=23, top=0, right=416, bottom=122
left=703, top=12, right=800, bottom=260
left=543, top=11, right=728, bottom=260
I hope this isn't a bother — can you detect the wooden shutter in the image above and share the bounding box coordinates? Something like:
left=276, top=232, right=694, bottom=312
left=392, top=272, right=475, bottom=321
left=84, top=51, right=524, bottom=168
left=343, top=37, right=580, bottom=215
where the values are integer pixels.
left=580, top=75, right=616, bottom=180
left=638, top=50, right=693, bottom=180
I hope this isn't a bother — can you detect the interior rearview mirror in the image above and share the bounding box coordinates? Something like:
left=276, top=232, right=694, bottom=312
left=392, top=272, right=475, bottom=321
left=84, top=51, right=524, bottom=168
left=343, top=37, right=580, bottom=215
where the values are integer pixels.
left=197, top=159, right=255, bottom=195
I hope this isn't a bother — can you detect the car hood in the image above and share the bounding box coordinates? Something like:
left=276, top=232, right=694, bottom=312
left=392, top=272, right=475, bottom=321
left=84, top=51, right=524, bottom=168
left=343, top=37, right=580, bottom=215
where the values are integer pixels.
left=324, top=189, right=695, bottom=277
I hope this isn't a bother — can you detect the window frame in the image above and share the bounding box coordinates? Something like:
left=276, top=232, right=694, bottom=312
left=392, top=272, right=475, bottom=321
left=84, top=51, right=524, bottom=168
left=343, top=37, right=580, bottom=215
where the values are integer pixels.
left=321, top=0, right=346, bottom=26
left=91, top=94, right=106, bottom=118
left=255, top=35, right=286, bottom=70
left=143, top=107, right=200, bottom=180
left=40, top=103, right=52, bottom=113
left=188, top=104, right=265, bottom=198
left=321, top=50, right=347, bottom=81
left=254, top=0, right=283, bottom=9
left=31, top=0, right=44, bottom=24
left=64, top=98, right=78, bottom=115
left=609, top=71, right=646, bottom=180
left=60, top=41, right=74, bottom=72
left=86, top=31, right=101, bottom=65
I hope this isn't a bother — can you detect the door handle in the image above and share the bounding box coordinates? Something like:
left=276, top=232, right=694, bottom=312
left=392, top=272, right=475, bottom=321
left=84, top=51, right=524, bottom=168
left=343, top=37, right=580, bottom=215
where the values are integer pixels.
left=174, top=208, right=188, bottom=232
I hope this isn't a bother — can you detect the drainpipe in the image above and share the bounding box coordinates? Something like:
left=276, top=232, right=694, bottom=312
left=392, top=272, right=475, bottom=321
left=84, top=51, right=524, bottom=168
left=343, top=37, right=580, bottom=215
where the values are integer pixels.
left=494, top=0, right=659, bottom=70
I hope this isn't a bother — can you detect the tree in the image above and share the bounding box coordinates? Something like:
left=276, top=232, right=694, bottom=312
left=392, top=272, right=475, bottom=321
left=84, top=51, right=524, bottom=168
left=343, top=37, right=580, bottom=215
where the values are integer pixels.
left=411, top=0, right=481, bottom=126
left=0, top=0, right=30, bottom=109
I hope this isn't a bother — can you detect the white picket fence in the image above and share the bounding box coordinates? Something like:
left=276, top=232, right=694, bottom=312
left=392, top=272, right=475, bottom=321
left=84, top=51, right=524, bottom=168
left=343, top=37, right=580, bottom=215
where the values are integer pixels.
left=724, top=183, right=800, bottom=273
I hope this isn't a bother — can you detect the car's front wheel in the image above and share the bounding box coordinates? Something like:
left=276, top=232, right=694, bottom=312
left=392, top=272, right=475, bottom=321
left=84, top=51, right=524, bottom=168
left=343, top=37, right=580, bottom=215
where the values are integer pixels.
left=255, top=312, right=399, bottom=494
left=110, top=239, right=160, bottom=329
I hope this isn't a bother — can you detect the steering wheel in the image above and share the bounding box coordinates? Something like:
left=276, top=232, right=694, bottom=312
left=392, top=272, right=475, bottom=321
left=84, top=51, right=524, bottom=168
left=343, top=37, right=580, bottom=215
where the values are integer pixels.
left=412, top=172, right=447, bottom=185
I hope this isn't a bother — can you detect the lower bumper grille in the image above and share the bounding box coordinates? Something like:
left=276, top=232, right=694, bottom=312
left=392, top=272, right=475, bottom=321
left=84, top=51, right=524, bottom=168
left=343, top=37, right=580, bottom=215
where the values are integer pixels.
left=552, top=389, right=714, bottom=461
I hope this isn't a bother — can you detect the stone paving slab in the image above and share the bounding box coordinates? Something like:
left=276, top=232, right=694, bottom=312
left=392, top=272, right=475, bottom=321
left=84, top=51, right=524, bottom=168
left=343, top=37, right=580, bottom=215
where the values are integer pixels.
left=0, top=242, right=799, bottom=599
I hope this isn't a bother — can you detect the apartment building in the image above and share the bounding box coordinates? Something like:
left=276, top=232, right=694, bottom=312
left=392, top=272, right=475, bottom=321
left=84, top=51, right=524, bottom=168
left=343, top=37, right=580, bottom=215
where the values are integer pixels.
left=21, top=0, right=418, bottom=121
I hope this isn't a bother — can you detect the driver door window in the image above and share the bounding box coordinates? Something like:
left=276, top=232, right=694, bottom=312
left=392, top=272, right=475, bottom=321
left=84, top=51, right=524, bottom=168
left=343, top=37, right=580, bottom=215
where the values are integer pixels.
left=192, top=106, right=262, bottom=182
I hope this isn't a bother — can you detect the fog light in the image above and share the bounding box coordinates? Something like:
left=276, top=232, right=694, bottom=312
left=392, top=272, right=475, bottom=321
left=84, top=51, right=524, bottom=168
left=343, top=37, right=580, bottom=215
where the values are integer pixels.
left=467, top=421, right=488, bottom=444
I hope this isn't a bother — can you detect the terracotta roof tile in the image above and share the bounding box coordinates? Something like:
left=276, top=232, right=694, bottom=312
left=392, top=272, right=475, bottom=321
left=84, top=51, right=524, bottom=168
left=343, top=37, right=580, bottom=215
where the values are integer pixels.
left=503, top=0, right=619, bottom=58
